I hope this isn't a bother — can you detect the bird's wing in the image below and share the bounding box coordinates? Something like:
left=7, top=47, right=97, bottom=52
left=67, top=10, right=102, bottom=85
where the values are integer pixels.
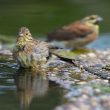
left=47, top=21, right=93, bottom=41
left=24, top=40, right=49, bottom=60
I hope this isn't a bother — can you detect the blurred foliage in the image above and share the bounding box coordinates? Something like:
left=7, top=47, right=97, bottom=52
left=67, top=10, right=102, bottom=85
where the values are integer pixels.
left=0, top=0, right=109, bottom=37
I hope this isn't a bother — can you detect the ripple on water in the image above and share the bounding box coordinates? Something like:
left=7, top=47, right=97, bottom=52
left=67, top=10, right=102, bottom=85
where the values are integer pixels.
left=0, top=85, right=16, bottom=91
left=0, top=55, right=17, bottom=96
left=6, top=79, right=14, bottom=83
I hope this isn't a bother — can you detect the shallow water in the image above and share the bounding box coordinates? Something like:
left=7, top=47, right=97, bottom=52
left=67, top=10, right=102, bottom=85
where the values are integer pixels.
left=87, top=34, right=110, bottom=49
left=0, top=58, right=65, bottom=110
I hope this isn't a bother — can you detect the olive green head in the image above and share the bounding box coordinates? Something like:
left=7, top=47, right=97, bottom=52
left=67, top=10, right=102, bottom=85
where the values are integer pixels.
left=82, top=15, right=103, bottom=25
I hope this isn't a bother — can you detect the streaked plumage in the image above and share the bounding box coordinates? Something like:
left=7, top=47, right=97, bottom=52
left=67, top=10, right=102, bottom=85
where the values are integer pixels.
left=13, top=27, right=49, bottom=69
left=47, top=15, right=103, bottom=49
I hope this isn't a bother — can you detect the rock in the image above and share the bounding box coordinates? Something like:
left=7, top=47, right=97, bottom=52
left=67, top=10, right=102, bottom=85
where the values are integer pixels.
left=0, top=49, right=12, bottom=56
left=54, top=104, right=79, bottom=110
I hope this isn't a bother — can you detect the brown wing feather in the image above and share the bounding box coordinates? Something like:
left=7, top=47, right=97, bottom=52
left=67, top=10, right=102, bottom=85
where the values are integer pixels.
left=47, top=21, right=93, bottom=41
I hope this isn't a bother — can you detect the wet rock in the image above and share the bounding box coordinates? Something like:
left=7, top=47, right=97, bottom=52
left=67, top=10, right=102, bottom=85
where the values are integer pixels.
left=0, top=49, right=12, bottom=56
left=84, top=66, right=110, bottom=80
left=54, top=94, right=110, bottom=110
left=54, top=104, right=79, bottom=110
left=94, top=88, right=101, bottom=95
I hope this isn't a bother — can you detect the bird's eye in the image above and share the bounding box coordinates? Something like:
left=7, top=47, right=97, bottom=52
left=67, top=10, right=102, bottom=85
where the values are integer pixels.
left=25, top=33, right=28, bottom=35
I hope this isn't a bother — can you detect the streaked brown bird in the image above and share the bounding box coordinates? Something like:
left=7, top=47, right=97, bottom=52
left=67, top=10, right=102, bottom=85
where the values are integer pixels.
left=13, top=27, right=50, bottom=70
left=47, top=15, right=103, bottom=49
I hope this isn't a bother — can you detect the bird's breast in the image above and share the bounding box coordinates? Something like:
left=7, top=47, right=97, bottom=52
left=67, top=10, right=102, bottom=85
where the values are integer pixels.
left=17, top=51, right=47, bottom=68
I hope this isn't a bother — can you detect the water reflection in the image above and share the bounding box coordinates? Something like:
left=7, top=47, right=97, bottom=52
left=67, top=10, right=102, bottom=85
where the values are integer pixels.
left=14, top=69, right=49, bottom=110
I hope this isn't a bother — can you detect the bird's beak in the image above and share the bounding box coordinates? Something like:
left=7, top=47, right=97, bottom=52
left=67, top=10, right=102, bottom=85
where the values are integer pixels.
left=96, top=16, right=103, bottom=24
left=19, top=32, right=24, bottom=37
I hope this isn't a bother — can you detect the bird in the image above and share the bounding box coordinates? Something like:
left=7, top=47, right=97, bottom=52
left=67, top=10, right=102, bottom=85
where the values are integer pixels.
left=13, top=27, right=86, bottom=71
left=13, top=27, right=74, bottom=70
left=47, top=15, right=103, bottom=49
left=13, top=27, right=50, bottom=70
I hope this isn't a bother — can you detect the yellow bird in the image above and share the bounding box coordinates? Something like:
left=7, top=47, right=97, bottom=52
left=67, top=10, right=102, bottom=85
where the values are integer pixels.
left=47, top=15, right=103, bottom=49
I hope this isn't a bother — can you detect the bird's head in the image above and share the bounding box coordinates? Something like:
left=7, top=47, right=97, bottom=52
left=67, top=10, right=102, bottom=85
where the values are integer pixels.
left=16, top=27, right=33, bottom=48
left=82, top=15, right=103, bottom=25
left=18, top=27, right=33, bottom=42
